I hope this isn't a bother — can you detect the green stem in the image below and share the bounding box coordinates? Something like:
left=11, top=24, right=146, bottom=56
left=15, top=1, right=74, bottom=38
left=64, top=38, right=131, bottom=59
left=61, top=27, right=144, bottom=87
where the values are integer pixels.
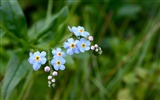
left=30, top=45, right=48, bottom=51
left=47, top=49, right=54, bottom=75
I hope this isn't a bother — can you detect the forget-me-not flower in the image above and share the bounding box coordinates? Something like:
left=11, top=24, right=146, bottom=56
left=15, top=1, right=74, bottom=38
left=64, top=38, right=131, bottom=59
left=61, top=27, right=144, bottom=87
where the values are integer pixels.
left=68, top=26, right=90, bottom=37
left=51, top=57, right=66, bottom=70
left=52, top=48, right=65, bottom=57
left=28, top=51, right=47, bottom=71
left=77, top=38, right=91, bottom=52
left=63, top=38, right=80, bottom=55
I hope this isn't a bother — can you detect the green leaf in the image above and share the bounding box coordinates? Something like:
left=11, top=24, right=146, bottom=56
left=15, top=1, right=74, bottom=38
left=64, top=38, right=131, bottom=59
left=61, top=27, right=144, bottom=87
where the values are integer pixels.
left=117, top=4, right=141, bottom=17
left=1, top=54, right=31, bottom=100
left=0, top=28, right=6, bottom=38
left=0, top=0, right=28, bottom=39
left=28, top=6, right=69, bottom=41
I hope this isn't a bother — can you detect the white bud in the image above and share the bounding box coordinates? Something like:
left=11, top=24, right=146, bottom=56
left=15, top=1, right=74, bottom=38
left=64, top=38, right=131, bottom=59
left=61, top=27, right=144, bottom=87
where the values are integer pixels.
left=48, top=75, right=52, bottom=80
left=95, top=44, right=98, bottom=48
left=88, top=36, right=94, bottom=41
left=44, top=66, right=50, bottom=72
left=51, top=78, right=56, bottom=83
left=48, top=81, right=51, bottom=85
left=52, top=71, right=58, bottom=76
left=91, top=46, right=95, bottom=50
left=52, top=84, right=55, bottom=87
left=95, top=48, right=99, bottom=52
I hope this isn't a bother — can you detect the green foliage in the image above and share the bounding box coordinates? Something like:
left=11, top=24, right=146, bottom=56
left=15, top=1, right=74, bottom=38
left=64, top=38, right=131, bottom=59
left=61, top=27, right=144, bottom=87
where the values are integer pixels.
left=0, top=0, right=160, bottom=100
left=1, top=0, right=28, bottom=39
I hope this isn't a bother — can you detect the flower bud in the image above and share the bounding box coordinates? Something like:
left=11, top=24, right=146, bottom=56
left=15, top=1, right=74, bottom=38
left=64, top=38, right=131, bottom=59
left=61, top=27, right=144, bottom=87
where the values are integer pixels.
left=52, top=71, right=58, bottom=76
left=88, top=36, right=94, bottom=41
left=52, top=83, right=55, bottom=87
left=48, top=81, right=52, bottom=85
left=51, top=78, right=56, bottom=83
left=95, top=48, right=99, bottom=52
left=95, top=44, right=98, bottom=48
left=91, top=46, right=95, bottom=50
left=44, top=66, right=50, bottom=72
left=48, top=75, right=52, bottom=80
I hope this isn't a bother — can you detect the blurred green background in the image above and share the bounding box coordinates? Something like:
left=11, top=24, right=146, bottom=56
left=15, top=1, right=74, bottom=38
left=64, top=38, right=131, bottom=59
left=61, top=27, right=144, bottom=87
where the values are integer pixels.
left=0, top=0, right=160, bottom=100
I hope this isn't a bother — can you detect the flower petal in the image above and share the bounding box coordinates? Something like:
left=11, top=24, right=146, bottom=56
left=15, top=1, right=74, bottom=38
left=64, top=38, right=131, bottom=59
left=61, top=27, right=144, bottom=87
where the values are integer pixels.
left=84, top=31, right=90, bottom=36
left=68, top=38, right=74, bottom=43
left=60, top=58, right=66, bottom=64
left=74, top=48, right=80, bottom=53
left=52, top=49, right=56, bottom=55
left=40, top=51, right=46, bottom=57
left=80, top=48, right=85, bottom=52
left=34, top=51, right=40, bottom=56
left=63, top=42, right=69, bottom=48
left=29, top=52, right=33, bottom=56
left=54, top=65, right=59, bottom=70
left=62, top=52, right=66, bottom=57
left=51, top=59, right=56, bottom=65
left=40, top=58, right=47, bottom=64
left=60, top=65, right=65, bottom=70
left=85, top=47, right=90, bottom=51
left=57, top=48, right=61, bottom=51
left=28, top=57, right=35, bottom=64
left=33, top=62, right=41, bottom=71
left=67, top=48, right=74, bottom=55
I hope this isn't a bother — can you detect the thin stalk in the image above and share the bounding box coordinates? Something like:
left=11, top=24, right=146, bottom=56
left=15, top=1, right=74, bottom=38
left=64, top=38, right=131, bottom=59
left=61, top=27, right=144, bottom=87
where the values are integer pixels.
left=47, top=49, right=54, bottom=75
left=30, top=45, right=48, bottom=51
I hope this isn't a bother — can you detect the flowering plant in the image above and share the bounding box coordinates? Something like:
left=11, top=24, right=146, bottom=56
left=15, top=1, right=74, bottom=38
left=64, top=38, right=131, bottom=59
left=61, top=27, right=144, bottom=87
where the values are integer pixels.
left=28, top=26, right=102, bottom=87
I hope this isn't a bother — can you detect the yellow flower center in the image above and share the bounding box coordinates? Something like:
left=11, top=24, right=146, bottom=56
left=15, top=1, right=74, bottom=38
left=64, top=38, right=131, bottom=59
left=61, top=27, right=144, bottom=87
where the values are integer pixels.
left=82, top=43, right=86, bottom=48
left=57, top=52, right=62, bottom=56
left=56, top=60, right=61, bottom=66
left=70, top=43, right=75, bottom=48
left=79, top=29, right=83, bottom=33
left=35, top=56, right=40, bottom=61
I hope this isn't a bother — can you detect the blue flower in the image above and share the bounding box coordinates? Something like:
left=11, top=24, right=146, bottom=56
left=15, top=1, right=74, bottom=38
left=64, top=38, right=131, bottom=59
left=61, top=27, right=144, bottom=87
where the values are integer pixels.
left=51, top=56, right=66, bottom=70
left=28, top=51, right=47, bottom=71
left=63, top=38, right=80, bottom=55
left=77, top=38, right=91, bottom=52
left=52, top=48, right=65, bottom=57
left=68, top=26, right=90, bottom=37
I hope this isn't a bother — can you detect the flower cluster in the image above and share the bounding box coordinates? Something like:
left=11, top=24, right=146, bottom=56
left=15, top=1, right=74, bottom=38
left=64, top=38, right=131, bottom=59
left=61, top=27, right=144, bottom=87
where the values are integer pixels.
left=28, top=26, right=102, bottom=88
left=47, top=71, right=58, bottom=87
left=51, top=48, right=66, bottom=70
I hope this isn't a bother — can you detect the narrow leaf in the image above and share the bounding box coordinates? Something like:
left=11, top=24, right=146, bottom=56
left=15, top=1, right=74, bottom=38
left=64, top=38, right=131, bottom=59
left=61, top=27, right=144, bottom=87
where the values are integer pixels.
left=1, top=54, right=30, bottom=100
left=0, top=28, right=6, bottom=38
left=0, top=0, right=28, bottom=39
left=28, top=6, right=69, bottom=40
